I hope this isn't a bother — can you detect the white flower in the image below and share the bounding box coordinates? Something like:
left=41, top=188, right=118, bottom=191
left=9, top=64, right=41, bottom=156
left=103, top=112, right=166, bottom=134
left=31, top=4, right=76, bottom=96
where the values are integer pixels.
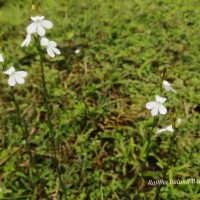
left=176, top=118, right=182, bottom=125
left=75, top=49, right=81, bottom=54
left=3, top=66, right=27, bottom=86
left=40, top=37, right=60, bottom=57
left=0, top=53, right=4, bottom=62
left=21, top=34, right=32, bottom=47
left=0, top=187, right=5, bottom=193
left=155, top=125, right=174, bottom=134
left=163, top=80, right=176, bottom=92
left=175, top=118, right=182, bottom=128
left=27, top=16, right=53, bottom=36
left=146, top=95, right=167, bottom=116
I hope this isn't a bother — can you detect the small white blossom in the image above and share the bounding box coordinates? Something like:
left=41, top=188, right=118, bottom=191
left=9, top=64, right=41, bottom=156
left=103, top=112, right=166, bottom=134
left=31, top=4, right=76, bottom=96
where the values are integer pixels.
left=21, top=34, right=32, bottom=47
left=40, top=37, right=60, bottom=57
left=175, top=118, right=182, bottom=128
left=146, top=95, right=167, bottom=116
left=176, top=118, right=182, bottom=125
left=27, top=16, right=53, bottom=36
left=155, top=125, right=174, bottom=134
left=0, top=187, right=5, bottom=193
left=3, top=66, right=27, bottom=86
left=163, top=80, right=176, bottom=92
left=75, top=49, right=81, bottom=54
left=0, top=53, right=4, bottom=62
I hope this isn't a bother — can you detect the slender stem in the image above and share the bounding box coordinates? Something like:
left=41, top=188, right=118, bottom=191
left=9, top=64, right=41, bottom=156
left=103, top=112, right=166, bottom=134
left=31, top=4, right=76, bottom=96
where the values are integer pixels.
left=37, top=36, right=57, bottom=156
left=145, top=116, right=159, bottom=165
left=10, top=87, right=29, bottom=151
left=154, top=131, right=177, bottom=200
left=36, top=36, right=67, bottom=199
left=10, top=87, right=43, bottom=178
left=134, top=117, right=159, bottom=200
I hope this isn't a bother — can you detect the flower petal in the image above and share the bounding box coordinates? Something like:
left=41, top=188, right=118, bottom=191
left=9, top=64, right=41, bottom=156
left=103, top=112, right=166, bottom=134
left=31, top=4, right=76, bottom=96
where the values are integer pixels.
left=51, top=46, right=61, bottom=55
left=163, top=80, right=176, bottom=92
left=49, top=41, right=57, bottom=47
left=151, top=105, right=159, bottom=116
left=14, top=75, right=25, bottom=84
left=156, top=125, right=174, bottom=134
left=163, top=85, right=171, bottom=91
left=31, top=16, right=44, bottom=21
left=166, top=125, right=174, bottom=132
left=47, top=46, right=55, bottom=57
left=0, top=53, right=4, bottom=62
left=40, top=37, right=49, bottom=46
left=3, top=66, right=15, bottom=75
left=8, top=75, right=16, bottom=86
left=21, top=34, right=31, bottom=47
left=163, top=80, right=170, bottom=86
left=170, top=87, right=176, bottom=92
left=27, top=22, right=37, bottom=34
left=37, top=24, right=45, bottom=36
left=41, top=20, right=53, bottom=29
left=155, top=128, right=167, bottom=134
left=156, top=95, right=166, bottom=103
left=146, top=101, right=156, bottom=109
left=158, top=104, right=167, bottom=115
left=15, top=71, right=27, bottom=78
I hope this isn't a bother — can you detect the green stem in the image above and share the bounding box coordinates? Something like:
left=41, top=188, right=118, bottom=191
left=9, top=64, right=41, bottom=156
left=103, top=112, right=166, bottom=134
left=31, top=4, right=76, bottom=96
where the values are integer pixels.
left=11, top=87, right=29, bottom=151
left=134, top=117, right=159, bottom=200
left=154, top=131, right=177, bottom=200
left=11, top=87, right=43, bottom=179
left=145, top=116, right=159, bottom=165
left=36, top=36, right=67, bottom=199
left=37, top=38, right=56, bottom=151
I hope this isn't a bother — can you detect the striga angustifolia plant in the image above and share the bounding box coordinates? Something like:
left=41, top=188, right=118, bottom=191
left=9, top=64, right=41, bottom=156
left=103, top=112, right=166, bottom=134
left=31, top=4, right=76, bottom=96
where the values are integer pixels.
left=144, top=70, right=182, bottom=200
left=21, top=13, right=66, bottom=199
left=0, top=52, right=40, bottom=180
left=1, top=53, right=28, bottom=145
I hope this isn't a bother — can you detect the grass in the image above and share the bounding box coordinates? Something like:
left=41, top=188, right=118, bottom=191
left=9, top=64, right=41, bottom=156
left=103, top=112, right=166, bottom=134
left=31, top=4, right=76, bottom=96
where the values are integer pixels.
left=0, top=0, right=200, bottom=199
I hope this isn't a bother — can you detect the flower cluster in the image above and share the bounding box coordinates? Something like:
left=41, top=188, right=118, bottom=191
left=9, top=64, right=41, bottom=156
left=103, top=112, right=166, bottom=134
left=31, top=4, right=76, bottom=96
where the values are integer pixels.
left=1, top=16, right=60, bottom=86
left=146, top=80, right=177, bottom=134
left=21, top=16, right=60, bottom=57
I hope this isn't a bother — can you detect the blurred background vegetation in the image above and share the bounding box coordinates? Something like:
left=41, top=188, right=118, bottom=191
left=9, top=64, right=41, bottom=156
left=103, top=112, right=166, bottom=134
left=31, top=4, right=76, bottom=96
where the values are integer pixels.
left=0, top=0, right=200, bottom=199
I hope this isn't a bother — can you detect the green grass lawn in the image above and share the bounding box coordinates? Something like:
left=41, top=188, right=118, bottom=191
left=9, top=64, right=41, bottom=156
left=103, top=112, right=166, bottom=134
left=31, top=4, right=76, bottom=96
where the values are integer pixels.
left=0, top=0, right=200, bottom=199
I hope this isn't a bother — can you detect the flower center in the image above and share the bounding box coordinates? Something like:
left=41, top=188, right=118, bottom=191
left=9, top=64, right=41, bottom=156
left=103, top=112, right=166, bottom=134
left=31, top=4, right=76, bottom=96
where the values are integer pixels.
left=35, top=19, right=42, bottom=22
left=11, top=71, right=15, bottom=76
